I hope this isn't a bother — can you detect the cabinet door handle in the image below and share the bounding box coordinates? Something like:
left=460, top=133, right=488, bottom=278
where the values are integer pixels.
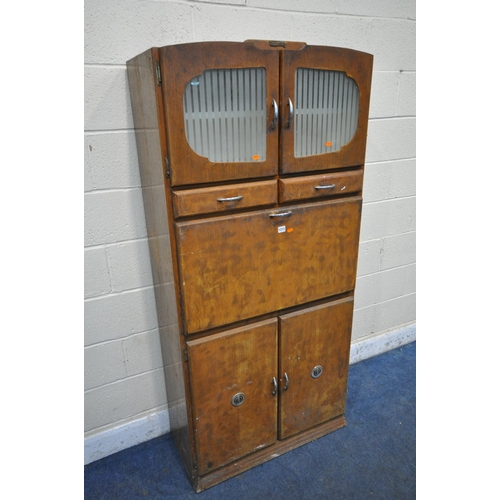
left=271, top=98, right=278, bottom=130
left=217, top=195, right=243, bottom=203
left=314, top=184, right=336, bottom=190
left=271, top=377, right=278, bottom=396
left=283, top=372, right=289, bottom=391
left=269, top=211, right=292, bottom=218
left=287, top=97, right=294, bottom=129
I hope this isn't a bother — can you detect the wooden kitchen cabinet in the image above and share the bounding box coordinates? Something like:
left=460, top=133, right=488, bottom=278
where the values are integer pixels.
left=127, top=40, right=372, bottom=492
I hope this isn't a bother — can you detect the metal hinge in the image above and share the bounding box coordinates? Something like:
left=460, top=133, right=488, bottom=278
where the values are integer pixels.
left=155, top=61, right=162, bottom=86
left=183, top=347, right=188, bottom=362
left=164, top=157, right=170, bottom=178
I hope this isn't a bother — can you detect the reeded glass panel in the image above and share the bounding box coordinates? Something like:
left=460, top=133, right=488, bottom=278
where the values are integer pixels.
left=294, top=68, right=359, bottom=158
left=183, top=68, right=266, bottom=163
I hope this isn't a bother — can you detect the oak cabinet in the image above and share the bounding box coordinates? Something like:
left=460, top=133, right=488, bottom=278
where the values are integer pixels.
left=127, top=39, right=372, bottom=492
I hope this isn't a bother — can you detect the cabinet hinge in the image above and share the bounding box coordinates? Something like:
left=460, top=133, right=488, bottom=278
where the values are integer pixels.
left=155, top=61, right=162, bottom=86
left=164, top=157, right=170, bottom=178
left=183, top=347, right=188, bottom=362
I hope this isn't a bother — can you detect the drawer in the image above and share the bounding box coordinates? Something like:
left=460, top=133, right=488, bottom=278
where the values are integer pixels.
left=278, top=170, right=363, bottom=203
left=172, top=180, right=277, bottom=218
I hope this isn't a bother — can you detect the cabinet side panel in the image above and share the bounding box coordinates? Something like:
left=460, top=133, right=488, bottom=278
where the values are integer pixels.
left=127, top=50, right=193, bottom=473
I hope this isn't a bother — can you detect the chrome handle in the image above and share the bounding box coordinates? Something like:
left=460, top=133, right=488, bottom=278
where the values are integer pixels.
left=217, top=195, right=243, bottom=203
left=271, top=98, right=278, bottom=130
left=283, top=372, right=289, bottom=391
left=269, top=211, right=292, bottom=218
left=287, top=97, right=294, bottom=129
left=314, top=184, right=336, bottom=190
left=271, top=377, right=278, bottom=396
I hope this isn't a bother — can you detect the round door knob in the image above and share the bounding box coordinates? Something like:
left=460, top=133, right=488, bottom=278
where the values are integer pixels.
left=231, top=392, right=245, bottom=407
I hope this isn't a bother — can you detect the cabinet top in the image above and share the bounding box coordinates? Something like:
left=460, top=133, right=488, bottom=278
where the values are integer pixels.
left=139, top=40, right=373, bottom=58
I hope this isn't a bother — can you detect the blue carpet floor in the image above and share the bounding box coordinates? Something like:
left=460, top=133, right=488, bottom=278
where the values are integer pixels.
left=85, top=341, right=416, bottom=499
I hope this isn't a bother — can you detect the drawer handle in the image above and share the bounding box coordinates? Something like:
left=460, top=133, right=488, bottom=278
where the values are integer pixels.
left=314, top=184, right=336, bottom=190
left=283, top=372, right=289, bottom=391
left=269, top=211, right=292, bottom=218
left=217, top=195, right=243, bottom=203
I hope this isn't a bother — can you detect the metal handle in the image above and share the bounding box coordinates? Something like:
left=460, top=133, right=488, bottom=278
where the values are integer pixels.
left=217, top=195, right=243, bottom=203
left=269, top=211, right=292, bottom=218
left=271, top=99, right=278, bottom=130
left=271, top=377, right=278, bottom=396
left=287, top=97, right=294, bottom=129
left=283, top=372, right=289, bottom=391
left=314, top=184, right=336, bottom=191
left=231, top=392, right=245, bottom=407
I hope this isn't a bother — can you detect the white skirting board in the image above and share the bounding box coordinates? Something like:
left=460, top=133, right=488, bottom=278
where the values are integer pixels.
left=85, top=410, right=170, bottom=465
left=84, top=322, right=416, bottom=465
left=350, top=322, right=416, bottom=364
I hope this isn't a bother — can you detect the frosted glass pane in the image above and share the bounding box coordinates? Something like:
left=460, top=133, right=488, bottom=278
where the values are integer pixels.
left=294, top=68, right=359, bottom=158
left=183, top=68, right=266, bottom=163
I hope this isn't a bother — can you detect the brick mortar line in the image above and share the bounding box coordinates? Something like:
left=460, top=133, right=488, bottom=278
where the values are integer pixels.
left=185, top=0, right=416, bottom=21
left=359, top=230, right=415, bottom=244
left=353, top=290, right=416, bottom=311
left=84, top=327, right=162, bottom=349
left=365, top=156, right=416, bottom=165
left=84, top=367, right=167, bottom=394
left=362, top=194, right=416, bottom=205
left=357, top=261, right=416, bottom=278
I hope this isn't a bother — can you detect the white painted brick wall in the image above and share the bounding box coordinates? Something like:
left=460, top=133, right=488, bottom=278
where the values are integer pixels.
left=85, top=133, right=141, bottom=189
left=84, top=369, right=168, bottom=431
left=85, top=288, right=159, bottom=345
left=192, top=4, right=293, bottom=41
left=84, top=330, right=164, bottom=390
left=84, top=0, right=416, bottom=455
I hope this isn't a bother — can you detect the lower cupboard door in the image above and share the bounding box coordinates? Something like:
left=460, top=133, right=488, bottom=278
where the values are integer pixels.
left=186, top=319, right=278, bottom=475
left=278, top=297, right=354, bottom=439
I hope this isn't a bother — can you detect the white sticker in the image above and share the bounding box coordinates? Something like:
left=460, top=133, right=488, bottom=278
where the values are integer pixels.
left=278, top=226, right=286, bottom=233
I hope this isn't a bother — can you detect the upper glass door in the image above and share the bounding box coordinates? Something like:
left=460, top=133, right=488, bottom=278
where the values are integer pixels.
left=184, top=67, right=267, bottom=164
left=281, top=45, right=373, bottom=174
left=160, top=42, right=280, bottom=186
left=294, top=68, right=359, bottom=158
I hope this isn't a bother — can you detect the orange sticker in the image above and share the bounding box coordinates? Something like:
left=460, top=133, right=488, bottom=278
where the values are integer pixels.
left=252, top=155, right=260, bottom=160
left=325, top=141, right=332, bottom=147
left=287, top=228, right=294, bottom=233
